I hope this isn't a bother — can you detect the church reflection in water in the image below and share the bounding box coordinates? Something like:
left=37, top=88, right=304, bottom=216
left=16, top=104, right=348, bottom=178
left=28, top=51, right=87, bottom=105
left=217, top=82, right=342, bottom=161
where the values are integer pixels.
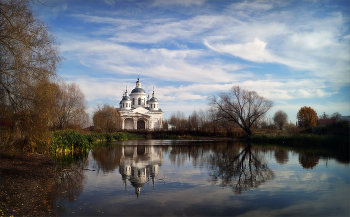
left=118, top=145, right=163, bottom=196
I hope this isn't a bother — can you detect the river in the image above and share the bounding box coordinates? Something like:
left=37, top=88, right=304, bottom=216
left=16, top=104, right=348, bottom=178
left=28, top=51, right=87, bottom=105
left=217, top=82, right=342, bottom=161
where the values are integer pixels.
left=49, top=140, right=349, bottom=216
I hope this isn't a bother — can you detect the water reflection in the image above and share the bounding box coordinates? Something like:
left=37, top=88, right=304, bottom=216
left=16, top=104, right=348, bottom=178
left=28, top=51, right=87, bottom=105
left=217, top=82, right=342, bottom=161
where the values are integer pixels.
left=47, top=140, right=349, bottom=216
left=299, top=153, right=319, bottom=169
left=92, top=146, right=123, bottom=173
left=119, top=145, right=163, bottom=196
left=89, top=141, right=350, bottom=195
left=48, top=153, right=89, bottom=215
left=274, top=148, right=289, bottom=164
left=207, top=144, right=274, bottom=194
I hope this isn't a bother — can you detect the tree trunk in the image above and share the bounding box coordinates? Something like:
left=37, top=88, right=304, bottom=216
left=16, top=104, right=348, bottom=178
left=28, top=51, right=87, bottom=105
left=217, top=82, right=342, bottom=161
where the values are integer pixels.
left=245, top=128, right=252, bottom=135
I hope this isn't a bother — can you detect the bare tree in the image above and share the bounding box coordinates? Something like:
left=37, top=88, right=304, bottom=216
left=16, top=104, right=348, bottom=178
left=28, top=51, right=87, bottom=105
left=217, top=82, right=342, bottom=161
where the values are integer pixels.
left=190, top=110, right=199, bottom=131
left=331, top=112, right=341, bottom=121
left=198, top=108, right=206, bottom=132
left=273, top=110, right=288, bottom=130
left=93, top=104, right=121, bottom=132
left=52, top=82, right=88, bottom=130
left=168, top=111, right=188, bottom=130
left=206, top=108, right=221, bottom=134
left=209, top=86, right=273, bottom=135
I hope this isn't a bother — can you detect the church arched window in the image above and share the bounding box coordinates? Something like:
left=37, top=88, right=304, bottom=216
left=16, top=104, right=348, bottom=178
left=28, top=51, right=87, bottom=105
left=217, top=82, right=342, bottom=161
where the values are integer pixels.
left=138, top=98, right=141, bottom=105
left=133, top=98, right=135, bottom=105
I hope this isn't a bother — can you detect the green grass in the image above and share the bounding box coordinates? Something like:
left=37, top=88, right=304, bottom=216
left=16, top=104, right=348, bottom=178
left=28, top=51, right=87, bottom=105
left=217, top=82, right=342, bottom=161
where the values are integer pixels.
left=50, top=130, right=142, bottom=153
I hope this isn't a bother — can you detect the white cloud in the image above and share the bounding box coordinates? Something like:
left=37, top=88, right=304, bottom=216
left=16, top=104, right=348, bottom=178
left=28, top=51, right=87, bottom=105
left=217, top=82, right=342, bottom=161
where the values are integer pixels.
left=104, top=0, right=115, bottom=6
left=204, top=38, right=275, bottom=63
left=229, top=1, right=275, bottom=13
left=61, top=37, right=246, bottom=84
left=152, top=0, right=206, bottom=7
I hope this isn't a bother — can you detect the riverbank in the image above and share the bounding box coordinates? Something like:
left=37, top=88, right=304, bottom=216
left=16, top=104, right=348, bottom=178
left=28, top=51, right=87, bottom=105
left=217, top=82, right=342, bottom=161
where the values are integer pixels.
left=0, top=151, right=58, bottom=216
left=245, top=133, right=349, bottom=147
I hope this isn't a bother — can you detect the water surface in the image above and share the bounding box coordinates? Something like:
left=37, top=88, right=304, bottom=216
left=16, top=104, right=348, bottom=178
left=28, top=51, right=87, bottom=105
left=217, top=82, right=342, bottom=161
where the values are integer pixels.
left=50, top=140, right=349, bottom=216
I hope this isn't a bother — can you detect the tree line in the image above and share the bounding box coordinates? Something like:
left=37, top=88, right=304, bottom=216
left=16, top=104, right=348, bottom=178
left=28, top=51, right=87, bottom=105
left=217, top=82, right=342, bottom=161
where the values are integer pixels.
left=164, top=89, right=346, bottom=136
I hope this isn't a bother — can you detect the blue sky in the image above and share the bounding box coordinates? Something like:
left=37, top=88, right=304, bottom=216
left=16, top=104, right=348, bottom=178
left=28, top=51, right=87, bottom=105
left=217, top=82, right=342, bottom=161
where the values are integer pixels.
left=32, top=0, right=350, bottom=123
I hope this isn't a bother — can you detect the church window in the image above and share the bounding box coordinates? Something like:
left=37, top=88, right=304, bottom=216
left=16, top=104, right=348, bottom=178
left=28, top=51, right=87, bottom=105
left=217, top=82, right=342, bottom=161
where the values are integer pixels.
left=138, top=98, right=141, bottom=105
left=133, top=98, right=135, bottom=105
left=123, top=103, right=124, bottom=108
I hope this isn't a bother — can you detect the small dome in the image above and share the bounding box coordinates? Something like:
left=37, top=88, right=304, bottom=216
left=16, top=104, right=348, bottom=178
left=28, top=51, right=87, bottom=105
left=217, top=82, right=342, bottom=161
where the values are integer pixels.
left=122, top=96, right=131, bottom=101
left=150, top=97, right=158, bottom=102
left=131, top=88, right=146, bottom=94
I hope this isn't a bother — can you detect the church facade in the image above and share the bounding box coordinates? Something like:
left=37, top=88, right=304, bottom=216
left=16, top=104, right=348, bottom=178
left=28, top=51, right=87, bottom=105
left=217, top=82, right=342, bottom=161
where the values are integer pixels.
left=117, top=77, right=163, bottom=130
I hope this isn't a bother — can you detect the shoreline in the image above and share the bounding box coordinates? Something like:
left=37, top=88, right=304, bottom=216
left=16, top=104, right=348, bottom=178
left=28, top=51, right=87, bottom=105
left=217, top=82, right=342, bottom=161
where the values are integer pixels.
left=0, top=151, right=58, bottom=216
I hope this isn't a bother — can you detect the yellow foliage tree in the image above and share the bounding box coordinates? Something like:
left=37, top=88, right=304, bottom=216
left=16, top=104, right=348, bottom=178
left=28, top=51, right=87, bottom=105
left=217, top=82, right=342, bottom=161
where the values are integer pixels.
left=93, top=104, right=121, bottom=133
left=297, top=106, right=318, bottom=127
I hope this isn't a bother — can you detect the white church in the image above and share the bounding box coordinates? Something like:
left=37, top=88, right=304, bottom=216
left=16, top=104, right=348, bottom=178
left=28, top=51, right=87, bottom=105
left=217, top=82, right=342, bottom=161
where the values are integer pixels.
left=117, top=77, right=163, bottom=130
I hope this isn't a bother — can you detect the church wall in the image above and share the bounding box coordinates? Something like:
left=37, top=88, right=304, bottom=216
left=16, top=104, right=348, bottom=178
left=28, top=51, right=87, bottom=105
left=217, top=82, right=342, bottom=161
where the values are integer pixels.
left=124, top=118, right=134, bottom=130
left=130, top=93, right=147, bottom=108
left=148, top=114, right=162, bottom=130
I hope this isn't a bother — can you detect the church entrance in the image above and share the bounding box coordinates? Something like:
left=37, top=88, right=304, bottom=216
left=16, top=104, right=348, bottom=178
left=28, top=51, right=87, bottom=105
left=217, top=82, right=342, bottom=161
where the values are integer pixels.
left=137, top=120, right=145, bottom=130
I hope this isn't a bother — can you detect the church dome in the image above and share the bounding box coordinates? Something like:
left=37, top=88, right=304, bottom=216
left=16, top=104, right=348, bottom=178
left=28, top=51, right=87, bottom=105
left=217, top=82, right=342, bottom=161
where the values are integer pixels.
left=131, top=88, right=146, bottom=94
left=122, top=95, right=130, bottom=101
left=150, top=97, right=158, bottom=102
left=130, top=77, right=146, bottom=94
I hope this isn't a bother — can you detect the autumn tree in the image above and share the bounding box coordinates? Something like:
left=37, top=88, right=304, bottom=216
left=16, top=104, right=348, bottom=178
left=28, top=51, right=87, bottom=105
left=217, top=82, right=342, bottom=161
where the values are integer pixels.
left=209, top=86, right=273, bottom=135
left=0, top=0, right=63, bottom=152
left=273, top=110, right=288, bottom=130
left=93, top=104, right=121, bottom=133
left=0, top=0, right=62, bottom=113
left=297, top=106, right=318, bottom=127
